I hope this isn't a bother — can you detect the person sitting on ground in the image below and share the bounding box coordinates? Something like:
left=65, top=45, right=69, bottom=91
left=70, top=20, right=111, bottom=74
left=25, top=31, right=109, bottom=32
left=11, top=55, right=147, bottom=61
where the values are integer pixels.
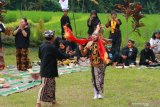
left=118, top=40, right=138, bottom=66
left=105, top=39, right=119, bottom=66
left=139, top=42, right=158, bottom=66
left=76, top=43, right=90, bottom=63
left=51, top=31, right=61, bottom=48
left=66, top=41, right=77, bottom=58
left=59, top=40, right=74, bottom=58
left=150, top=31, right=160, bottom=54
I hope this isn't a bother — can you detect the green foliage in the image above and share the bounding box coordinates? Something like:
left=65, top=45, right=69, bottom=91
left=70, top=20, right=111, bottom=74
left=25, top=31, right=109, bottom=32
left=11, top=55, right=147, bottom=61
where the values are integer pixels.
left=4, top=0, right=160, bottom=14
left=21, top=11, right=52, bottom=23
left=32, top=19, right=45, bottom=45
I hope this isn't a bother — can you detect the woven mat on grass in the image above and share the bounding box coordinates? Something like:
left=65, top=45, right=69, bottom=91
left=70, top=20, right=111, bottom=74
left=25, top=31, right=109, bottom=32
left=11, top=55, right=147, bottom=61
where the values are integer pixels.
left=0, top=65, right=90, bottom=96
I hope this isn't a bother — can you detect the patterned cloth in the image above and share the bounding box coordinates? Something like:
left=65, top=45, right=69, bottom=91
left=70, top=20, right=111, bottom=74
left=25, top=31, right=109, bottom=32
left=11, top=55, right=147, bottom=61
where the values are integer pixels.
left=91, top=64, right=106, bottom=95
left=16, top=48, right=31, bottom=71
left=0, top=48, right=5, bottom=70
left=37, top=78, right=56, bottom=103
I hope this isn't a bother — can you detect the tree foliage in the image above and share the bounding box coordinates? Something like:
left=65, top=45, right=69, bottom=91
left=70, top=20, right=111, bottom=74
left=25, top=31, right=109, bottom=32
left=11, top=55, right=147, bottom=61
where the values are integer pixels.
left=4, top=0, right=160, bottom=14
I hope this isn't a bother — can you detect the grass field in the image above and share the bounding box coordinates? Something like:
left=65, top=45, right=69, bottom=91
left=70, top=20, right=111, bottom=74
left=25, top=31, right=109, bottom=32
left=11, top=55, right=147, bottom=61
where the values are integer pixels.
left=0, top=66, right=160, bottom=107
left=3, top=11, right=160, bottom=49
left=0, top=47, right=160, bottom=107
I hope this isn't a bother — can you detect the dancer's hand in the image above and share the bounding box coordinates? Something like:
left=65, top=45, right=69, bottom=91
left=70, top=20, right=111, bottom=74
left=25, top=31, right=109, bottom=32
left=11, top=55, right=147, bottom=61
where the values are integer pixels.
left=85, top=41, right=93, bottom=49
left=79, top=45, right=84, bottom=51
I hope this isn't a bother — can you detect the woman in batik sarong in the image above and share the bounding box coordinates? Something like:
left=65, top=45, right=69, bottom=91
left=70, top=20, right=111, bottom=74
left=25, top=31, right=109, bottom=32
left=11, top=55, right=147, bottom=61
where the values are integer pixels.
left=13, top=18, right=31, bottom=71
left=0, top=16, right=5, bottom=70
left=106, top=11, right=122, bottom=53
left=37, top=30, right=68, bottom=107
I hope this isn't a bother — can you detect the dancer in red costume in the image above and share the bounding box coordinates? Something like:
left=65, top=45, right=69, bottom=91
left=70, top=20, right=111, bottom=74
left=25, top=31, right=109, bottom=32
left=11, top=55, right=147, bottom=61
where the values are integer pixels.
left=64, top=24, right=110, bottom=99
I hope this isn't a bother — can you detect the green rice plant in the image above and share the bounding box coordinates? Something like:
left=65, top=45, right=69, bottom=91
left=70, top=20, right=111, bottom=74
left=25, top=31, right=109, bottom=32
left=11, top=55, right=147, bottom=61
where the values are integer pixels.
left=20, top=11, right=53, bottom=23
left=3, top=11, right=18, bottom=23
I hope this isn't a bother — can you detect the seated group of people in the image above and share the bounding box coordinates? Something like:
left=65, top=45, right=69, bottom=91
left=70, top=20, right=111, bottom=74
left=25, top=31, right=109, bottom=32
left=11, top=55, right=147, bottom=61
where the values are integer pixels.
left=53, top=30, right=160, bottom=67
left=52, top=35, right=89, bottom=64
left=106, top=30, right=160, bottom=67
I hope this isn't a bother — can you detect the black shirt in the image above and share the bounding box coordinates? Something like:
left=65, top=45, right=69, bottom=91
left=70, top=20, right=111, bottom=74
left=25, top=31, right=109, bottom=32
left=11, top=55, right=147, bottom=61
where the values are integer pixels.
left=53, top=36, right=61, bottom=48
left=39, top=41, right=67, bottom=78
left=121, top=46, right=138, bottom=62
left=106, top=19, right=122, bottom=34
left=87, top=17, right=100, bottom=35
left=60, top=15, right=72, bottom=36
left=14, top=27, right=30, bottom=49
left=139, top=48, right=157, bottom=65
left=66, top=41, right=77, bottom=51
left=0, top=23, right=5, bottom=48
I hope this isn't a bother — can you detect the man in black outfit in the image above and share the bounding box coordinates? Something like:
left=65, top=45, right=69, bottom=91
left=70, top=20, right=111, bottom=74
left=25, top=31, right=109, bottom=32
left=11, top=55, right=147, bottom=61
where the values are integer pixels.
left=105, top=39, right=119, bottom=66
left=87, top=10, right=100, bottom=38
left=37, top=30, right=68, bottom=107
left=60, top=9, right=72, bottom=40
left=106, top=11, right=122, bottom=53
left=118, top=40, right=138, bottom=66
left=139, top=42, right=157, bottom=66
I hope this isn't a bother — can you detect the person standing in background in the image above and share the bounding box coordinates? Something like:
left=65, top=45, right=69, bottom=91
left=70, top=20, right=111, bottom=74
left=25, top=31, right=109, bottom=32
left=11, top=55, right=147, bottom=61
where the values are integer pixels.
left=0, top=15, right=5, bottom=70
left=87, top=10, right=100, bottom=38
left=13, top=18, right=31, bottom=71
left=106, top=11, right=122, bottom=53
left=60, top=9, right=72, bottom=40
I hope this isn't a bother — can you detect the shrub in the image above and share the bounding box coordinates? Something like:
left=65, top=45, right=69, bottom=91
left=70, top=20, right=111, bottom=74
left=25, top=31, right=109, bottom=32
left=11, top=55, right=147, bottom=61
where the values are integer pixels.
left=31, top=19, right=45, bottom=45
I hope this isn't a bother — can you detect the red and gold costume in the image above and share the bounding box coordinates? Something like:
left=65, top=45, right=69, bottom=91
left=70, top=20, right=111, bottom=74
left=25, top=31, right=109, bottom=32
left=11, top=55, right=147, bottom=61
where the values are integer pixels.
left=64, top=25, right=109, bottom=98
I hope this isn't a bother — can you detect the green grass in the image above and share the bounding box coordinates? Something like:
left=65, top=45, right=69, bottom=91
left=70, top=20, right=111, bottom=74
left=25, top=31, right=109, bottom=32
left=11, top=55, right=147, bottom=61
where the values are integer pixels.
left=0, top=67, right=160, bottom=107
left=0, top=47, right=160, bottom=107
left=3, top=11, right=160, bottom=50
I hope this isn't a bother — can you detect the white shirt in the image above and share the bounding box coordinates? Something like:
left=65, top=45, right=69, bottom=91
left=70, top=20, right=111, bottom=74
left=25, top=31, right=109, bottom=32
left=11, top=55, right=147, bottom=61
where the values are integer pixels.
left=150, top=38, right=160, bottom=54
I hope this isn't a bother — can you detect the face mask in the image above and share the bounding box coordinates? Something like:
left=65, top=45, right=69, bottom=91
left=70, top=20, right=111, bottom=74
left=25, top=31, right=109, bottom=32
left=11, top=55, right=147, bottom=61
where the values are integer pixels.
left=107, top=45, right=112, bottom=48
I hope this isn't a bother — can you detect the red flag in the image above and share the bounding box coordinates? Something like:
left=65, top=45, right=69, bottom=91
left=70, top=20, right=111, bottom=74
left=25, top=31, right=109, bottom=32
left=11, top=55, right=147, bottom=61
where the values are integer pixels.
left=64, top=26, right=90, bottom=44
left=98, top=39, right=109, bottom=64
left=64, top=26, right=109, bottom=64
